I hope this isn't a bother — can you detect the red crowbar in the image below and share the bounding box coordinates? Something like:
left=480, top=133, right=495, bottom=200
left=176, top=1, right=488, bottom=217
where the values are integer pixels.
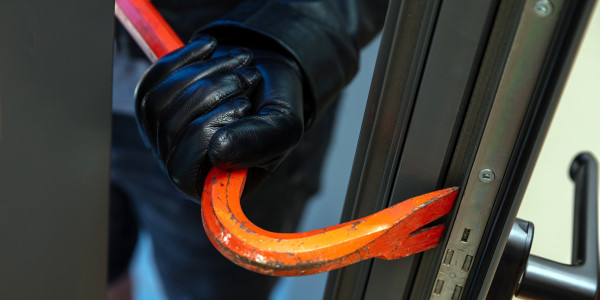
left=115, top=0, right=183, bottom=62
left=203, top=168, right=458, bottom=276
left=115, top=0, right=460, bottom=276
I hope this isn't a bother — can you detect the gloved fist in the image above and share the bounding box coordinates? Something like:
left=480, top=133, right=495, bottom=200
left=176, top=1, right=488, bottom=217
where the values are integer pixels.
left=135, top=35, right=305, bottom=200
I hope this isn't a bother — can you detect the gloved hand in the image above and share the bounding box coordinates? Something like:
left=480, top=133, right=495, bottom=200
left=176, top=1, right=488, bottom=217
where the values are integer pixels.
left=135, top=35, right=305, bottom=200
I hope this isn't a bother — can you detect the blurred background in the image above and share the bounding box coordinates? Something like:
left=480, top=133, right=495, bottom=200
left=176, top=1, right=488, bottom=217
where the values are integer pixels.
left=130, top=3, right=600, bottom=299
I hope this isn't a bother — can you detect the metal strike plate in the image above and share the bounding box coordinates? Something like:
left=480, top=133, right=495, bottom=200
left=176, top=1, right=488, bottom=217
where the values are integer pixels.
left=429, top=0, right=564, bottom=298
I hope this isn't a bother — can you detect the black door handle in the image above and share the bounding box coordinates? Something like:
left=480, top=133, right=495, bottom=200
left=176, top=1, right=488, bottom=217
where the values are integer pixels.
left=489, top=153, right=599, bottom=299
left=516, top=152, right=599, bottom=299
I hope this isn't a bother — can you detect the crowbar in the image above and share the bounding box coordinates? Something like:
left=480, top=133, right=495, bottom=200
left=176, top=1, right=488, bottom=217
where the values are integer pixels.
left=115, top=0, right=460, bottom=276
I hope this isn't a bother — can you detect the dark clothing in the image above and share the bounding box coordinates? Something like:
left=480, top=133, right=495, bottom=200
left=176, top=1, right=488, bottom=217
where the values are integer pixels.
left=110, top=0, right=387, bottom=298
left=118, top=0, right=388, bottom=124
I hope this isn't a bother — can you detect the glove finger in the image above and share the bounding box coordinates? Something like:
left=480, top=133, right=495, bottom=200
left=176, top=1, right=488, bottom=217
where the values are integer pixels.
left=136, top=50, right=253, bottom=146
left=251, top=59, right=304, bottom=116
left=156, top=68, right=262, bottom=160
left=135, top=36, right=216, bottom=98
left=208, top=110, right=303, bottom=171
left=208, top=60, right=304, bottom=171
left=164, top=97, right=252, bottom=200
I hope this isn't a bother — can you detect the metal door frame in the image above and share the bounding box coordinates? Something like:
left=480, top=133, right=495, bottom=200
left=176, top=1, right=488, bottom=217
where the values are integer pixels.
left=325, top=0, right=596, bottom=299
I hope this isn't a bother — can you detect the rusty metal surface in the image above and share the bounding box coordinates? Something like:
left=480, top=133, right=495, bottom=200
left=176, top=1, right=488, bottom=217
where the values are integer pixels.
left=201, top=168, right=459, bottom=276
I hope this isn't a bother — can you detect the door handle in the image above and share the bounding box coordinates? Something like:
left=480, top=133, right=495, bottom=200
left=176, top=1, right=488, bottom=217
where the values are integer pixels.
left=516, top=153, right=599, bottom=299
left=489, top=153, right=599, bottom=299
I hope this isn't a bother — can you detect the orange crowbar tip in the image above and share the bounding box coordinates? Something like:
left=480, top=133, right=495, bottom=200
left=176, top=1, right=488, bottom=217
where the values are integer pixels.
left=116, top=0, right=460, bottom=277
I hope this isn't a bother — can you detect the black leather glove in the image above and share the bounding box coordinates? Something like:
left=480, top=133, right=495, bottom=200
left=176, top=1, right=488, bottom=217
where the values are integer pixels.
left=135, top=35, right=305, bottom=201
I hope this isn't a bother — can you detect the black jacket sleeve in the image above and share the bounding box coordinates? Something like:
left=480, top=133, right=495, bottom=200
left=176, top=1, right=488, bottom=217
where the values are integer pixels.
left=196, top=0, right=389, bottom=127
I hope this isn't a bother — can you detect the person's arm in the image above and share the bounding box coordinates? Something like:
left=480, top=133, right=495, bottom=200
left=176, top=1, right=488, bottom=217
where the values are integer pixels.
left=197, top=0, right=388, bottom=126
left=134, top=1, right=388, bottom=200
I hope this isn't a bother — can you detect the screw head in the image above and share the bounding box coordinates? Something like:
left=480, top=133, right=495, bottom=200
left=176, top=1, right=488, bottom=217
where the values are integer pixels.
left=479, top=169, right=495, bottom=183
left=534, top=0, right=554, bottom=17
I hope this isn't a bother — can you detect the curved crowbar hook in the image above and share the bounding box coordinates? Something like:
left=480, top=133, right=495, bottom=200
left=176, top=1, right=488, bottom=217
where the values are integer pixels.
left=116, top=0, right=460, bottom=276
left=202, top=168, right=458, bottom=276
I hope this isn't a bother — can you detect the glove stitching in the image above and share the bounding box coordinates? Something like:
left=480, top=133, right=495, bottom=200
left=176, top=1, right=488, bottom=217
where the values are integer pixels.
left=237, top=51, right=251, bottom=67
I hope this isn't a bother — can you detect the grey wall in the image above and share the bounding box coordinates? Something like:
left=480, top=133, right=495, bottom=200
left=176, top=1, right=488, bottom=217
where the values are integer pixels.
left=0, top=1, right=113, bottom=299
